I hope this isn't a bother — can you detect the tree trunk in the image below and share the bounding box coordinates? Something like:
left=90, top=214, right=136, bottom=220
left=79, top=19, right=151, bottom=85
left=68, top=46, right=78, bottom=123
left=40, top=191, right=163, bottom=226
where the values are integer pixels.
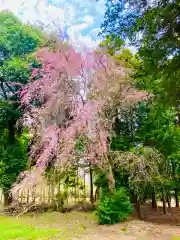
left=83, top=170, right=86, bottom=201
left=174, top=188, right=179, bottom=207
left=3, top=191, right=12, bottom=206
left=75, top=167, right=79, bottom=202
left=27, top=189, right=29, bottom=204
left=106, top=156, right=115, bottom=192
left=94, top=187, right=99, bottom=202
left=172, top=161, right=179, bottom=208
left=130, top=192, right=137, bottom=204
left=89, top=163, right=94, bottom=204
left=48, top=183, right=51, bottom=204
left=32, top=186, right=36, bottom=204
left=136, top=197, right=143, bottom=219
left=166, top=194, right=171, bottom=209
left=51, top=182, right=55, bottom=205
left=151, top=188, right=157, bottom=210
left=107, top=170, right=115, bottom=192
left=8, top=119, right=16, bottom=143
left=162, top=187, right=167, bottom=214
left=58, top=170, right=61, bottom=194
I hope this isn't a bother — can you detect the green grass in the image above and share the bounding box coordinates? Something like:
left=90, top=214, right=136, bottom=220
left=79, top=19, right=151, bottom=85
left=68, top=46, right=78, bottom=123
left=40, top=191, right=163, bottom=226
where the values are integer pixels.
left=0, top=212, right=95, bottom=240
left=0, top=216, right=60, bottom=239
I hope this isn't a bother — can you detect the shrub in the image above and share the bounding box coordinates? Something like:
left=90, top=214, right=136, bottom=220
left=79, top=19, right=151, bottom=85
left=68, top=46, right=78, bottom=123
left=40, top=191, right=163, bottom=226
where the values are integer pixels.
left=95, top=188, right=133, bottom=225
left=55, top=191, right=68, bottom=212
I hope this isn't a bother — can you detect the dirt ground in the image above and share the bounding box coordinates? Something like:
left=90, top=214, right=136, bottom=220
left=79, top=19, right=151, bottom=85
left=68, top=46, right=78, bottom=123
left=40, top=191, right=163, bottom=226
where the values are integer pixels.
left=79, top=219, right=180, bottom=240
left=74, top=204, right=180, bottom=240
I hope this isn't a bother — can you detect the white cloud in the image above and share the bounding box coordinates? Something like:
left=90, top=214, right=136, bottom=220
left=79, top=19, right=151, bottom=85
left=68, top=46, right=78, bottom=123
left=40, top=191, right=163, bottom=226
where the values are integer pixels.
left=69, top=33, right=101, bottom=51
left=80, top=15, right=94, bottom=25
left=70, top=23, right=89, bottom=31
left=0, top=0, right=105, bottom=50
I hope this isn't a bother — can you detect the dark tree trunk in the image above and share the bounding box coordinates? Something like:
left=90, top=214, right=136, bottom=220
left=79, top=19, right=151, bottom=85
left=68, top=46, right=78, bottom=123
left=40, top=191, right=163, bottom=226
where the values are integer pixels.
left=136, top=197, right=143, bottom=219
left=151, top=188, right=157, bottom=210
left=94, top=187, right=100, bottom=202
left=130, top=192, right=137, bottom=204
left=166, top=193, right=171, bottom=209
left=175, top=188, right=179, bottom=207
left=172, top=162, right=179, bottom=208
left=8, top=120, right=16, bottom=142
left=89, top=163, right=94, bottom=204
left=3, top=191, right=12, bottom=206
left=162, top=187, right=167, bottom=214
left=174, top=110, right=180, bottom=208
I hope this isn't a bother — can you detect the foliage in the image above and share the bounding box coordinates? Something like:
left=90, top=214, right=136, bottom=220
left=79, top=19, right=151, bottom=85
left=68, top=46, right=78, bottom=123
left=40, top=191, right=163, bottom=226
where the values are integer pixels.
left=0, top=57, right=31, bottom=84
left=100, top=0, right=180, bottom=107
left=98, top=34, right=125, bottom=56
left=55, top=191, right=68, bottom=211
left=110, top=97, right=180, bottom=198
left=0, top=11, right=44, bottom=58
left=0, top=11, right=45, bottom=197
left=0, top=130, right=29, bottom=192
left=94, top=169, right=109, bottom=194
left=0, top=11, right=45, bottom=100
left=94, top=29, right=180, bottom=215
left=136, top=104, right=180, bottom=157
left=95, top=188, right=133, bottom=224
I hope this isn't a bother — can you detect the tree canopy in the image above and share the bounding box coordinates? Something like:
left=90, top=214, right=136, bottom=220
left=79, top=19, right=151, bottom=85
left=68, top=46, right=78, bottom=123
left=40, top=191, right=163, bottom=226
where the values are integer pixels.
left=100, top=0, right=180, bottom=108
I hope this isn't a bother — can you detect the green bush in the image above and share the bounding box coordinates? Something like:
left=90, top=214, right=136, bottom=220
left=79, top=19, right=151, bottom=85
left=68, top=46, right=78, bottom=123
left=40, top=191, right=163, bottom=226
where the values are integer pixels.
left=95, top=188, right=133, bottom=225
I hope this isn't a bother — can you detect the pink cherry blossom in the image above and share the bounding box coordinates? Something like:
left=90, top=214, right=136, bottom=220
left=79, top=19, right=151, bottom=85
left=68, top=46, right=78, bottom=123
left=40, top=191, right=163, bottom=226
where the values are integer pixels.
left=13, top=41, right=150, bottom=194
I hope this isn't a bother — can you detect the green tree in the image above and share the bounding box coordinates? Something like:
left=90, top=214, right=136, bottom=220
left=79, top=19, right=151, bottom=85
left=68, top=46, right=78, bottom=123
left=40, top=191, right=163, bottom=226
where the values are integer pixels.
left=0, top=11, right=45, bottom=204
left=101, top=0, right=180, bottom=109
left=0, top=130, right=29, bottom=205
left=98, top=36, right=180, bottom=215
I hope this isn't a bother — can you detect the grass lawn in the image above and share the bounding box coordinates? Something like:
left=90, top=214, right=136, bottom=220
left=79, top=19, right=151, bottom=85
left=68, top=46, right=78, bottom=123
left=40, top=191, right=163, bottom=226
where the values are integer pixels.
left=0, top=212, right=95, bottom=240
left=0, top=217, right=59, bottom=239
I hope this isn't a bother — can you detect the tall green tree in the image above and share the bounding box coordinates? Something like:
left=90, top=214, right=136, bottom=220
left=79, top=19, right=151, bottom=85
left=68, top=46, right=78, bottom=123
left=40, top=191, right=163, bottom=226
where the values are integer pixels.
left=0, top=11, right=45, bottom=204
left=100, top=0, right=180, bottom=109
left=97, top=35, right=180, bottom=214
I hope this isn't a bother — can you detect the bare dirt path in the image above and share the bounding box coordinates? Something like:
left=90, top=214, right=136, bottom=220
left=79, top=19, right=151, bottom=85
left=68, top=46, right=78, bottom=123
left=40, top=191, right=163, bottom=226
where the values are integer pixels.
left=71, top=204, right=180, bottom=240
left=79, top=220, right=180, bottom=240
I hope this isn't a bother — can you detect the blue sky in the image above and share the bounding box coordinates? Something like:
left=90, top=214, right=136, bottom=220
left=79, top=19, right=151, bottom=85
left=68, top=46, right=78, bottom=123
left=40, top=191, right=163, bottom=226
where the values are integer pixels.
left=0, top=0, right=105, bottom=49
